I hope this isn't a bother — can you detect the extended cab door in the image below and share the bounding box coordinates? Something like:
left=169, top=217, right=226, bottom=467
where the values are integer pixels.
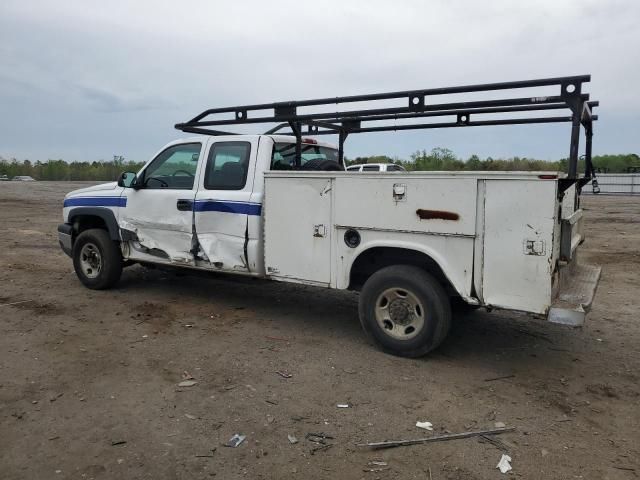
left=119, top=141, right=204, bottom=264
left=193, top=137, right=260, bottom=272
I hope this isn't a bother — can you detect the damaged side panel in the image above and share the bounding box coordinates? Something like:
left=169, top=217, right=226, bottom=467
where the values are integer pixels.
left=119, top=190, right=197, bottom=265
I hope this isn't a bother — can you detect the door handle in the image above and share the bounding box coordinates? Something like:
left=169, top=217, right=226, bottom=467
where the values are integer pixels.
left=176, top=199, right=193, bottom=211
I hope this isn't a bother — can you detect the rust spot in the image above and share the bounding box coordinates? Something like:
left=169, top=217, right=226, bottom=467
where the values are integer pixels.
left=416, top=209, right=460, bottom=221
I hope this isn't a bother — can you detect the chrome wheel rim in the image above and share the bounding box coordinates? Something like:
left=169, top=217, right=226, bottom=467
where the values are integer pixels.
left=79, top=243, right=102, bottom=279
left=374, top=288, right=425, bottom=340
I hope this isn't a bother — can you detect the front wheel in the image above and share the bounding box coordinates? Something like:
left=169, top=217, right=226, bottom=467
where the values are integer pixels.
left=72, top=228, right=123, bottom=289
left=358, top=265, right=451, bottom=357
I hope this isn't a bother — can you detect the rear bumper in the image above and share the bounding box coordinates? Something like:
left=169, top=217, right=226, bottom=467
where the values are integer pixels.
left=58, top=223, right=73, bottom=257
left=548, top=257, right=601, bottom=326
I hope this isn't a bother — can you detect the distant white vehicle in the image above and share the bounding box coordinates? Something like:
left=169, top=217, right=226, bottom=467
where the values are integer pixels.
left=0, top=174, right=9, bottom=181
left=346, top=163, right=406, bottom=172
left=12, top=175, right=35, bottom=181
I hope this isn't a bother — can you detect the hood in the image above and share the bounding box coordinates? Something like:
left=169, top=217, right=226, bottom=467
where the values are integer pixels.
left=65, top=181, right=119, bottom=198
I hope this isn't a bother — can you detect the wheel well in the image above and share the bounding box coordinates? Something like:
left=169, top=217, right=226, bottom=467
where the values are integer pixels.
left=349, top=247, right=454, bottom=294
left=71, top=215, right=109, bottom=238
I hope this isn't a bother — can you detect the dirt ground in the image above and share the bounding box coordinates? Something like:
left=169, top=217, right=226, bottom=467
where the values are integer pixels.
left=0, top=181, right=638, bottom=480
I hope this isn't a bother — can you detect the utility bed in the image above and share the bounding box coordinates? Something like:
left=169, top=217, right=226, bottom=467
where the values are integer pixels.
left=263, top=171, right=600, bottom=323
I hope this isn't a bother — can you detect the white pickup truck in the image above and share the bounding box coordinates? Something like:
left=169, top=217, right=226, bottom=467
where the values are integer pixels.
left=58, top=76, right=601, bottom=357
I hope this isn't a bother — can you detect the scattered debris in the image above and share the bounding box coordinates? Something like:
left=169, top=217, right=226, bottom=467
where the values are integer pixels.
left=195, top=448, right=217, bottom=458
left=0, top=300, right=33, bottom=307
left=48, top=436, right=60, bottom=441
left=541, top=448, right=549, bottom=457
left=265, top=336, right=289, bottom=341
left=310, top=444, right=333, bottom=455
left=223, top=384, right=238, bottom=391
left=484, top=374, right=516, bottom=382
left=480, top=434, right=509, bottom=451
left=363, top=467, right=388, bottom=473
left=185, top=414, right=197, bottom=420
left=368, top=461, right=388, bottom=467
left=182, top=371, right=195, bottom=380
left=337, top=403, right=351, bottom=408
left=266, top=414, right=275, bottom=424
left=416, top=421, right=433, bottom=431
left=494, top=421, right=506, bottom=429
left=111, top=440, right=127, bottom=446
left=178, top=380, right=198, bottom=388
left=306, top=432, right=334, bottom=444
left=496, top=454, right=513, bottom=474
left=265, top=399, right=278, bottom=405
left=276, top=370, right=293, bottom=379
left=357, top=427, right=516, bottom=449
left=224, top=434, right=246, bottom=448
left=49, top=393, right=64, bottom=402
left=288, top=434, right=298, bottom=444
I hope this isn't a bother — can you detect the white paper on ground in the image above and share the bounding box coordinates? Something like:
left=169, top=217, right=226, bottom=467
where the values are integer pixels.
left=415, top=421, right=433, bottom=431
left=496, top=454, right=512, bottom=474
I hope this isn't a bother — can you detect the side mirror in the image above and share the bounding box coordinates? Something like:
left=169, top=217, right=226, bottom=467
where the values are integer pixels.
left=118, top=171, right=137, bottom=188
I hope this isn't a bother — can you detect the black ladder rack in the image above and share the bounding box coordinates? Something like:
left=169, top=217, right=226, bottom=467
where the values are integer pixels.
left=175, top=75, right=598, bottom=188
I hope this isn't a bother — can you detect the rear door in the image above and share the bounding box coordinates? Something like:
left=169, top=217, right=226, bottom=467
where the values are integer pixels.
left=119, top=142, right=203, bottom=264
left=193, top=137, right=260, bottom=272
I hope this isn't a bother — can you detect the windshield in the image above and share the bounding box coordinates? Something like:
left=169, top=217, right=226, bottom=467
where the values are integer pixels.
left=271, top=142, right=339, bottom=170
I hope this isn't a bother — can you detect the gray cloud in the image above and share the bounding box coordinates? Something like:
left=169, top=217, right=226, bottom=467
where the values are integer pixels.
left=0, top=0, right=638, bottom=162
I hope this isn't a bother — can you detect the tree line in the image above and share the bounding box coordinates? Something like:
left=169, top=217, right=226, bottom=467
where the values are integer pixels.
left=1, top=149, right=638, bottom=181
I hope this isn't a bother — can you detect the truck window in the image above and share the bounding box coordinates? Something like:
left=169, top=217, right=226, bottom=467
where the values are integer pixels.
left=204, top=142, right=251, bottom=190
left=362, top=165, right=380, bottom=172
left=142, top=143, right=201, bottom=189
left=271, top=142, right=338, bottom=170
left=346, top=166, right=361, bottom=171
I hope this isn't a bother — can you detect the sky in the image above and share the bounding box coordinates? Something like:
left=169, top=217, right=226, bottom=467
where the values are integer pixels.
left=1, top=0, right=639, bottom=163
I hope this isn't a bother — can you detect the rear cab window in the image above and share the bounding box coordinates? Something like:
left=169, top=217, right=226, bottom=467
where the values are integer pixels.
left=271, top=142, right=338, bottom=170
left=362, top=165, right=380, bottom=172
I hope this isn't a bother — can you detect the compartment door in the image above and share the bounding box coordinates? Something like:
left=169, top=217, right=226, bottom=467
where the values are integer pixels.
left=264, top=176, right=333, bottom=286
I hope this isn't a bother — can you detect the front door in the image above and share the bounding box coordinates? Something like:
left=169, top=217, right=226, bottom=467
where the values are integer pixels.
left=119, top=142, right=203, bottom=264
left=193, top=138, right=259, bottom=272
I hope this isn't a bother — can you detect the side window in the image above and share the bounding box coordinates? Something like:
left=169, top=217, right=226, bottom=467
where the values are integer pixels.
left=142, top=143, right=201, bottom=189
left=205, top=142, right=251, bottom=190
left=362, top=165, right=380, bottom=172
left=346, top=166, right=360, bottom=171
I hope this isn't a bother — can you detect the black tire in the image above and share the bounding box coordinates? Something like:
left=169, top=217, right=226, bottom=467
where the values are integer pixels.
left=72, top=228, right=123, bottom=290
left=358, top=265, right=451, bottom=357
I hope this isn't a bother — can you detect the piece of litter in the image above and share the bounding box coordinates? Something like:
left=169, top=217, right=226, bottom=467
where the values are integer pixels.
left=182, top=371, right=194, bottom=380
left=288, top=434, right=298, bottom=444
left=183, top=324, right=194, bottom=328
left=178, top=380, right=198, bottom=387
left=111, top=440, right=127, bottom=446
left=185, top=414, right=197, bottom=420
left=142, top=335, right=148, bottom=339
left=496, top=454, right=512, bottom=474
left=416, top=421, right=433, bottom=431
left=494, top=421, right=506, bottom=429
left=117, top=458, right=124, bottom=464
left=224, top=434, right=246, bottom=448
left=358, top=426, right=515, bottom=449
left=267, top=414, right=275, bottom=424
left=541, top=448, right=549, bottom=457
left=337, top=403, right=351, bottom=408
left=368, top=461, right=388, bottom=466
left=276, top=371, right=292, bottom=378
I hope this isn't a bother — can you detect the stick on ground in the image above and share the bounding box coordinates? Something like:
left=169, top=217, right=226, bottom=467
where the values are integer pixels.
left=357, top=427, right=516, bottom=449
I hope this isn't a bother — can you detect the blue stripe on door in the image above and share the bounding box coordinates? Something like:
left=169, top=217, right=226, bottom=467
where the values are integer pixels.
left=194, top=200, right=262, bottom=216
left=63, top=196, right=127, bottom=207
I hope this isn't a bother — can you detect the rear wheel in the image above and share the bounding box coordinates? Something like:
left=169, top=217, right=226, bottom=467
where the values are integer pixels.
left=358, top=265, right=451, bottom=357
left=72, top=228, right=122, bottom=289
